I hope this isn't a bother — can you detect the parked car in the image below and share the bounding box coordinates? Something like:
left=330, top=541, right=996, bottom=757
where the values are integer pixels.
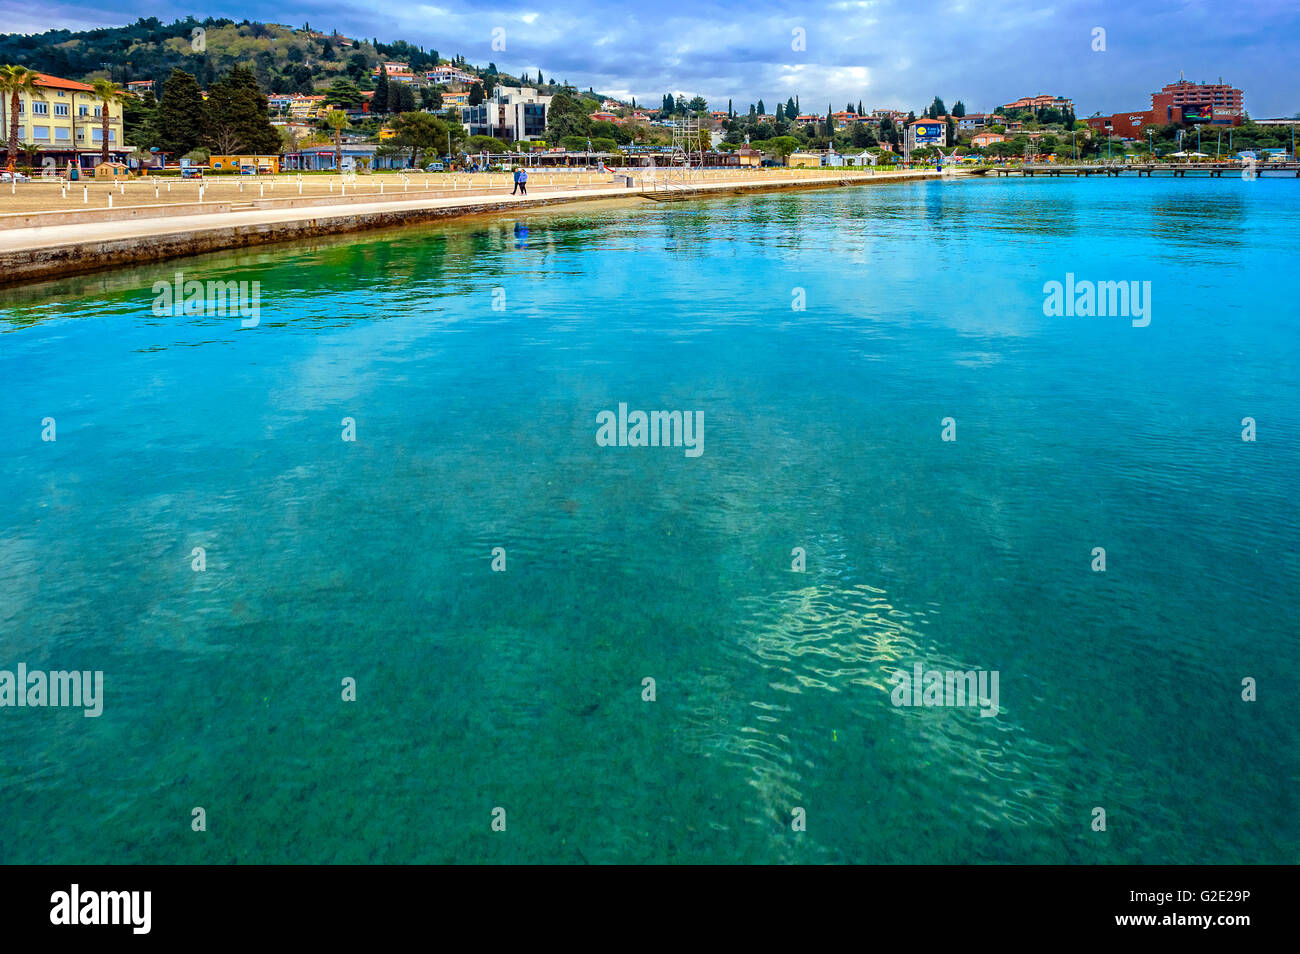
left=424, top=162, right=445, bottom=172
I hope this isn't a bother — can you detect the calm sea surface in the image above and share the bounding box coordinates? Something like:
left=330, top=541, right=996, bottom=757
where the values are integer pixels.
left=1, top=177, right=1296, bottom=863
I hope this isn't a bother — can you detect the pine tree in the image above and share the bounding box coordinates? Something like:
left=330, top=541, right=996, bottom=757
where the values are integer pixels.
left=757, top=99, right=765, bottom=116
left=157, top=68, right=206, bottom=158
left=204, top=65, right=281, bottom=154
left=858, top=100, right=864, bottom=115
left=786, top=97, right=796, bottom=119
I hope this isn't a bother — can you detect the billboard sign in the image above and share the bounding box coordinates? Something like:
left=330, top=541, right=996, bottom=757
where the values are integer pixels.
left=912, top=123, right=944, bottom=144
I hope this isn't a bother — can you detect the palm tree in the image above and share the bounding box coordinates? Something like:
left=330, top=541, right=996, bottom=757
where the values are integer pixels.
left=324, top=109, right=348, bottom=171
left=0, top=64, right=41, bottom=172
left=90, top=77, right=125, bottom=165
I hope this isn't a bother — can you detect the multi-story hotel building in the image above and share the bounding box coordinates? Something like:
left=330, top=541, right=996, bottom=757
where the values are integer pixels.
left=1086, top=75, right=1245, bottom=138
left=0, top=72, right=126, bottom=170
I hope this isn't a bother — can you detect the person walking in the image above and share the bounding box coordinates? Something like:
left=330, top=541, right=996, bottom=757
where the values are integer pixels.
left=517, top=167, right=528, bottom=195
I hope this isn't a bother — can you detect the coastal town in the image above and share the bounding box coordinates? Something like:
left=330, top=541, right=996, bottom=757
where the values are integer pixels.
left=1, top=2, right=1296, bottom=901
left=1, top=17, right=1297, bottom=180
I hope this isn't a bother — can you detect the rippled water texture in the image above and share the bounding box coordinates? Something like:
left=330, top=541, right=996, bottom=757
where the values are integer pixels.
left=1, top=177, right=1297, bottom=863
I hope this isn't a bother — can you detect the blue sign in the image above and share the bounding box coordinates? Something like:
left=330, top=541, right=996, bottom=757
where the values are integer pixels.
left=913, top=123, right=943, bottom=143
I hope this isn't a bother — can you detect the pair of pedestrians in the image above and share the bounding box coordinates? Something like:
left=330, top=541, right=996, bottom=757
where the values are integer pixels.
left=511, top=168, right=528, bottom=195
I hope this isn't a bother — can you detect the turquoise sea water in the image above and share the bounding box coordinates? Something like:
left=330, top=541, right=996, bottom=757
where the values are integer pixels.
left=1, top=177, right=1296, bottom=864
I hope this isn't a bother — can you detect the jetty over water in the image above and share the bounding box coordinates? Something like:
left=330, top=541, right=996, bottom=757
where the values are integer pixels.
left=983, top=162, right=1300, bottom=178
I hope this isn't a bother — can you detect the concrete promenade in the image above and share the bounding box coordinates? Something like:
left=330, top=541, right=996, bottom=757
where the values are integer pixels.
left=0, top=169, right=941, bottom=286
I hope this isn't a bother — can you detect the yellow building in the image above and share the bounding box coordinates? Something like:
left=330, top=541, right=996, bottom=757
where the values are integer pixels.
left=0, top=72, right=125, bottom=171
left=209, top=155, right=282, bottom=174
left=288, top=95, right=327, bottom=120
left=787, top=153, right=822, bottom=168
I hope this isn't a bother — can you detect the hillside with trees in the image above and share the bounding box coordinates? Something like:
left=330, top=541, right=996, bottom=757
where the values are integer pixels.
left=0, top=16, right=594, bottom=104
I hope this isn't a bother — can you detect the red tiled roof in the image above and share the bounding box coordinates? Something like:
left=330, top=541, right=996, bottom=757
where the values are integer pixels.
left=35, top=72, right=94, bottom=92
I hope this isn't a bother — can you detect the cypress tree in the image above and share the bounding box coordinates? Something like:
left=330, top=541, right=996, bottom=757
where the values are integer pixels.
left=373, top=63, right=389, bottom=113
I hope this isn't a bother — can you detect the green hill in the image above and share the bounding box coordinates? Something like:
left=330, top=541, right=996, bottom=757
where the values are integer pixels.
left=0, top=16, right=455, bottom=95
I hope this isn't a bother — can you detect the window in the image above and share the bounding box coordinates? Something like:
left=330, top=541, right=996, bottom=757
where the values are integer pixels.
left=92, top=128, right=114, bottom=142
left=79, top=105, right=89, bottom=116
left=55, top=127, right=70, bottom=141
left=54, top=104, right=68, bottom=116
left=33, top=125, right=50, bottom=140
left=31, top=101, right=48, bottom=115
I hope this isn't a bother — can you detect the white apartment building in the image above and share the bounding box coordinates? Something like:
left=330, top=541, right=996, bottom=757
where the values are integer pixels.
left=461, top=86, right=552, bottom=142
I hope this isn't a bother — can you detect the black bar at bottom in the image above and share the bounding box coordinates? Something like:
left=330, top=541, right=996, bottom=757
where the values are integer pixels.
left=1, top=864, right=1284, bottom=941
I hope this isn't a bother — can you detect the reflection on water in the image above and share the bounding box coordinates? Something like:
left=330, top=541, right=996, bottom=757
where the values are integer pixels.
left=1, top=177, right=1297, bottom=863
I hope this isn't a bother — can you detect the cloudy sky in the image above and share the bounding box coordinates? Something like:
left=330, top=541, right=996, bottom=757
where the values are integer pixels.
left=4, top=0, right=1298, bottom=116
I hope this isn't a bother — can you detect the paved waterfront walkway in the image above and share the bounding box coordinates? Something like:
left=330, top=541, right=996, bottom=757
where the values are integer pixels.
left=0, top=171, right=940, bottom=283
left=0, top=184, right=630, bottom=253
